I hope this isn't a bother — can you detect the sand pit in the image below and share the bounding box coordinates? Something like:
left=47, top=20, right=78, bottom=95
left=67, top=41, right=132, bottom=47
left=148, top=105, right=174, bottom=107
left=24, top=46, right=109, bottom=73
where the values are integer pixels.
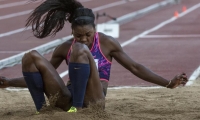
left=0, top=78, right=200, bottom=120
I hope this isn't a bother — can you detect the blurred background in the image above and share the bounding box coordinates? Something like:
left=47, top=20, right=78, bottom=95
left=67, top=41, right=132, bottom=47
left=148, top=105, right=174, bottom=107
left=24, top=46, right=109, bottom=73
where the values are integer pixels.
left=0, top=0, right=200, bottom=89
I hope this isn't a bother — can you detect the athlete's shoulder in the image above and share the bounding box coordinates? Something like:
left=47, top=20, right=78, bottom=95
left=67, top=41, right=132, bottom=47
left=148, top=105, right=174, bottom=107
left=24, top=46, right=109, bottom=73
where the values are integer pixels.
left=98, top=32, right=116, bottom=44
left=98, top=32, right=122, bottom=51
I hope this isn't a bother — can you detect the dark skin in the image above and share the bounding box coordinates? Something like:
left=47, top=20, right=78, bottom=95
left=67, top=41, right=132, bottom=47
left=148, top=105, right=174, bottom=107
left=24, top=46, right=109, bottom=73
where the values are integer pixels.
left=0, top=24, right=188, bottom=107
left=42, top=25, right=187, bottom=88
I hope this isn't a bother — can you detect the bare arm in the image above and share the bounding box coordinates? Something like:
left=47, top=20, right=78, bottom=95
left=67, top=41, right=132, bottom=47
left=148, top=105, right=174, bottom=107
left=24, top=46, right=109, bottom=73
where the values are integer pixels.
left=50, top=40, right=72, bottom=69
left=50, top=45, right=66, bottom=69
left=0, top=76, right=27, bottom=88
left=110, top=44, right=169, bottom=87
left=106, top=36, right=187, bottom=88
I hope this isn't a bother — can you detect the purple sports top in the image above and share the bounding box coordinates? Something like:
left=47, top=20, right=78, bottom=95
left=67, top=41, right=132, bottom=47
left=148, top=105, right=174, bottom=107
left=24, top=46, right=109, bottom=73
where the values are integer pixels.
left=66, top=32, right=112, bottom=82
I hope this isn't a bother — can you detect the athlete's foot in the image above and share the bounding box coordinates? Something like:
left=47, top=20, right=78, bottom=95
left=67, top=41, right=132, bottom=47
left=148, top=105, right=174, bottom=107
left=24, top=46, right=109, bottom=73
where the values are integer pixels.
left=67, top=106, right=77, bottom=112
left=0, top=76, right=10, bottom=88
left=35, top=111, right=40, bottom=115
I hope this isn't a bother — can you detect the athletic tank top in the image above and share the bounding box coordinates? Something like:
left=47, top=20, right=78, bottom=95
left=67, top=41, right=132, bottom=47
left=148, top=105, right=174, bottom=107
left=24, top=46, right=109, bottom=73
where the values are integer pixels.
left=66, top=32, right=112, bottom=82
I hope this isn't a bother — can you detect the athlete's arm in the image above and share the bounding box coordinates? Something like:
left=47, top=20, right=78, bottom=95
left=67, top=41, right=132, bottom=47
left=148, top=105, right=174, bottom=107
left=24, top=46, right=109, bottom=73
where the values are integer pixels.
left=50, top=41, right=71, bottom=69
left=106, top=36, right=187, bottom=88
left=50, top=46, right=65, bottom=69
left=0, top=76, right=27, bottom=88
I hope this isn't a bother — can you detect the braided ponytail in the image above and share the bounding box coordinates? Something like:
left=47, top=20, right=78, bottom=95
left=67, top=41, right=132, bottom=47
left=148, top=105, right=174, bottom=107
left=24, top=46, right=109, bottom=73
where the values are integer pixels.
left=26, top=0, right=83, bottom=38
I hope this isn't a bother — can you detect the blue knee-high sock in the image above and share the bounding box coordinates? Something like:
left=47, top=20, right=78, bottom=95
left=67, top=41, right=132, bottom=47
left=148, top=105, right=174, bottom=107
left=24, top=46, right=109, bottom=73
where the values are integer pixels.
left=22, top=72, right=45, bottom=111
left=68, top=63, right=90, bottom=107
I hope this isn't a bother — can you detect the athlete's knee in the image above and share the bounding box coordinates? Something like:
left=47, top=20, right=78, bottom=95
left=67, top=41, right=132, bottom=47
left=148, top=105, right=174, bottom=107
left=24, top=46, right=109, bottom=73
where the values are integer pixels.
left=70, top=43, right=90, bottom=62
left=22, top=50, right=38, bottom=60
left=22, top=52, right=32, bottom=66
left=72, top=43, right=89, bottom=54
left=29, top=50, right=41, bottom=58
left=22, top=50, right=39, bottom=71
left=22, top=50, right=35, bottom=63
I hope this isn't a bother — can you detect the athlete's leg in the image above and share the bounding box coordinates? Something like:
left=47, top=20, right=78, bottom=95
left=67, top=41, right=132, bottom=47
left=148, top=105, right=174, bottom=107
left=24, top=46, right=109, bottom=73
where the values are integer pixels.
left=69, top=43, right=104, bottom=108
left=22, top=50, right=72, bottom=111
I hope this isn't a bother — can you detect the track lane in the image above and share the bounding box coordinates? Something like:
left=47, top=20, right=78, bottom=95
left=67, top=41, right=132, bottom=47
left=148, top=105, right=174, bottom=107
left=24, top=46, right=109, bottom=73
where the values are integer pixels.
left=0, top=0, right=123, bottom=31
left=1, top=0, right=199, bottom=88
left=0, top=0, right=160, bottom=60
left=109, top=0, right=200, bottom=87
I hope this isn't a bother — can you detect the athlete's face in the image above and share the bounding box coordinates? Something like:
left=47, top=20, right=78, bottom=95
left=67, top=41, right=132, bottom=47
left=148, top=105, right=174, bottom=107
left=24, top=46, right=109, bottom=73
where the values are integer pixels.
left=72, top=25, right=96, bottom=47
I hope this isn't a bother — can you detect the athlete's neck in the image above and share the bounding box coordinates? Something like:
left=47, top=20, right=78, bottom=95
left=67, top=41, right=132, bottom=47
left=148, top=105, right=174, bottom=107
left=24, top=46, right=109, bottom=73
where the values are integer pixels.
left=87, top=34, right=96, bottom=50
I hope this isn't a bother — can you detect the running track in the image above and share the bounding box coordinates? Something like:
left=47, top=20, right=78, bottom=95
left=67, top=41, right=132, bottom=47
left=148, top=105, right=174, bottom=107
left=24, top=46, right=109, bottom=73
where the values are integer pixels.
left=0, top=0, right=199, bottom=88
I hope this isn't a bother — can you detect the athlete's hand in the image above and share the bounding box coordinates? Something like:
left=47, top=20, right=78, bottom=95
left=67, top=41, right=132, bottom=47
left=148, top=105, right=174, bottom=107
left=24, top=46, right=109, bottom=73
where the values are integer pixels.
left=166, top=73, right=188, bottom=89
left=0, top=76, right=10, bottom=88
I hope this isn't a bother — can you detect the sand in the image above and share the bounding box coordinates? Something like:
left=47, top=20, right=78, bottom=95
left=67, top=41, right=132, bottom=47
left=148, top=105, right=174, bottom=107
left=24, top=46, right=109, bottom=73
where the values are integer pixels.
left=0, top=78, right=200, bottom=120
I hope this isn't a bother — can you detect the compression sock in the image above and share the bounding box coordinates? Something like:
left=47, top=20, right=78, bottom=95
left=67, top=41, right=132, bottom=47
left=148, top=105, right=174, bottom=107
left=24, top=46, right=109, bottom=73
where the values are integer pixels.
left=22, top=72, right=45, bottom=111
left=68, top=62, right=90, bottom=108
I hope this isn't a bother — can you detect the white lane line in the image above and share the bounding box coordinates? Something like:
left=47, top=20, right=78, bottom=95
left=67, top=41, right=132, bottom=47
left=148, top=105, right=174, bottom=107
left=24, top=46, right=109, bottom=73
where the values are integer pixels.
left=141, top=34, right=200, bottom=38
left=0, top=0, right=92, bottom=9
left=78, top=0, right=92, bottom=2
left=0, top=0, right=130, bottom=20
left=187, top=66, right=200, bottom=85
left=0, top=1, right=28, bottom=9
left=121, top=3, right=200, bottom=47
left=0, top=0, right=135, bottom=38
left=92, top=0, right=129, bottom=11
left=5, top=86, right=162, bottom=91
left=0, top=26, right=31, bottom=38
left=0, top=51, right=23, bottom=53
left=6, top=88, right=28, bottom=91
left=0, top=0, right=41, bottom=9
left=60, top=71, right=69, bottom=78
left=59, top=2, right=200, bottom=84
left=0, top=10, right=32, bottom=20
left=108, top=86, right=162, bottom=90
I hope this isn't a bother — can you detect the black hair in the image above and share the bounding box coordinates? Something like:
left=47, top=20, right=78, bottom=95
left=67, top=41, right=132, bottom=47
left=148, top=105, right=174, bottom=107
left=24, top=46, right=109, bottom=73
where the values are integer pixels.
left=26, top=0, right=95, bottom=38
